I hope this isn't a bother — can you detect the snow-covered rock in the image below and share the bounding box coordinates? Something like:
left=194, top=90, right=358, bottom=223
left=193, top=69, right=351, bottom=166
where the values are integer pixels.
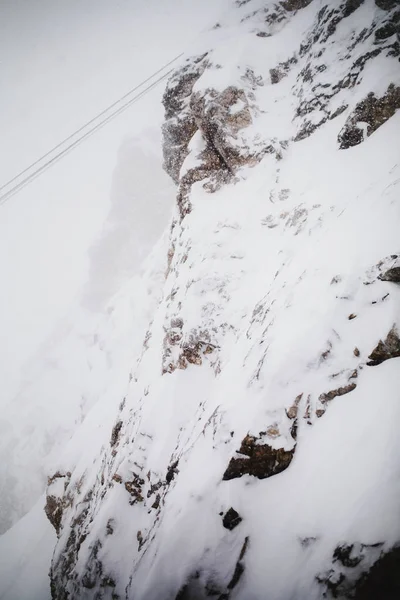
left=37, top=0, right=400, bottom=598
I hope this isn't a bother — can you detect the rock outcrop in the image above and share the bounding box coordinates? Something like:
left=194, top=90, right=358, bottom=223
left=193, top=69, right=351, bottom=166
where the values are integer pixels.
left=282, top=0, right=314, bottom=9
left=44, top=472, right=71, bottom=535
left=338, top=85, right=400, bottom=149
left=354, top=545, right=400, bottom=599
left=162, top=56, right=272, bottom=218
left=367, top=326, right=400, bottom=366
left=162, top=53, right=209, bottom=185
left=223, top=433, right=295, bottom=480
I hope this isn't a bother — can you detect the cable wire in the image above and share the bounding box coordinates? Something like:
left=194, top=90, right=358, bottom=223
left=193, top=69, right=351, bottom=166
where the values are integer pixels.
left=0, top=53, right=183, bottom=205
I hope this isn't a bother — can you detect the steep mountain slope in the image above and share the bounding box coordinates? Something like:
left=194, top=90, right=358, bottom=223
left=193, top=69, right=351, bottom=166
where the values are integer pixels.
left=0, top=131, right=174, bottom=535
left=44, top=1, right=400, bottom=599
left=0, top=0, right=228, bottom=535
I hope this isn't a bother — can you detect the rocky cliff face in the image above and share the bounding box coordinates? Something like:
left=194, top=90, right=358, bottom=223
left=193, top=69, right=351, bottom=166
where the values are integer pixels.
left=46, top=1, right=400, bottom=599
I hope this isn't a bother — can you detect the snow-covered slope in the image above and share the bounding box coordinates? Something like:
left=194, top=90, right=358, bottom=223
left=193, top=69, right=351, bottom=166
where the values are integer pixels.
left=0, top=0, right=229, bottom=537
left=5, top=0, right=400, bottom=598
left=0, top=130, right=174, bottom=534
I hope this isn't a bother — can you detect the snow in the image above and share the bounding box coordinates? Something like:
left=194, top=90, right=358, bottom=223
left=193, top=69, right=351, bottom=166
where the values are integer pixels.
left=0, top=496, right=54, bottom=600
left=179, top=130, right=207, bottom=180
left=0, top=0, right=231, bottom=399
left=119, top=100, right=399, bottom=597
left=0, top=0, right=231, bottom=592
left=243, top=357, right=400, bottom=600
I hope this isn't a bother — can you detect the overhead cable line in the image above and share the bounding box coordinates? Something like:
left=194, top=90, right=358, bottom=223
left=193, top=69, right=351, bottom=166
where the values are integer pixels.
left=0, top=53, right=183, bottom=207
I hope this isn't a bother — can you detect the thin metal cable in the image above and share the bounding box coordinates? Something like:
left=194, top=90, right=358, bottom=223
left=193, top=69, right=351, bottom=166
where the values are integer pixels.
left=0, top=65, right=177, bottom=207
left=0, top=52, right=183, bottom=198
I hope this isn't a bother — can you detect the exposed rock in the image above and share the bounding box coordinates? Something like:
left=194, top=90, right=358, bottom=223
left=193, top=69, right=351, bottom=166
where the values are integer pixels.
left=329, top=104, right=348, bottom=120
left=291, top=0, right=399, bottom=144
left=100, top=576, right=116, bottom=589
left=316, top=569, right=349, bottom=598
left=343, top=0, right=365, bottom=18
left=241, top=67, right=265, bottom=90
left=179, top=341, right=208, bottom=368
left=304, top=395, right=312, bottom=424
left=174, top=537, right=250, bottom=599
left=286, top=393, right=302, bottom=419
left=166, top=459, right=179, bottom=483
left=175, top=578, right=200, bottom=600
left=151, top=493, right=161, bottom=510
left=45, top=495, right=64, bottom=535
left=162, top=54, right=208, bottom=184
left=319, top=383, right=357, bottom=404
left=317, top=541, right=389, bottom=599
left=375, top=10, right=400, bottom=41
left=375, top=0, right=399, bottom=10
left=367, top=326, right=400, bottom=365
left=334, top=543, right=364, bottom=568
left=223, top=434, right=295, bottom=480
left=282, top=0, right=314, bottom=10
left=321, top=343, right=332, bottom=361
left=354, top=545, right=400, bottom=599
left=125, top=474, right=145, bottom=504
left=171, top=316, right=184, bottom=329
left=338, top=85, right=400, bottom=149
left=176, top=133, right=229, bottom=219
left=290, top=419, right=299, bottom=441
left=110, top=420, right=123, bottom=447
left=49, top=485, right=98, bottom=599
left=163, top=327, right=217, bottom=373
left=378, top=266, right=400, bottom=283
left=316, top=381, right=357, bottom=418
left=162, top=56, right=273, bottom=219
left=137, top=530, right=144, bottom=551
left=270, top=55, right=298, bottom=84
left=189, top=85, right=259, bottom=172
left=331, top=275, right=342, bottom=285
left=45, top=471, right=71, bottom=535
left=79, top=540, right=104, bottom=593
left=365, top=254, right=400, bottom=285
left=106, top=519, right=115, bottom=535
left=222, top=508, right=242, bottom=530
left=147, top=480, right=163, bottom=498
left=227, top=537, right=249, bottom=590
left=265, top=425, right=280, bottom=439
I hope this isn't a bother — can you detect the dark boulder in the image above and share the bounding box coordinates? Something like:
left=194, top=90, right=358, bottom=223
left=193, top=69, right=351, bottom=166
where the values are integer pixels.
left=222, top=508, right=242, bottom=531
left=367, top=326, right=400, bottom=365
left=223, top=434, right=295, bottom=480
left=379, top=266, right=400, bottom=283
